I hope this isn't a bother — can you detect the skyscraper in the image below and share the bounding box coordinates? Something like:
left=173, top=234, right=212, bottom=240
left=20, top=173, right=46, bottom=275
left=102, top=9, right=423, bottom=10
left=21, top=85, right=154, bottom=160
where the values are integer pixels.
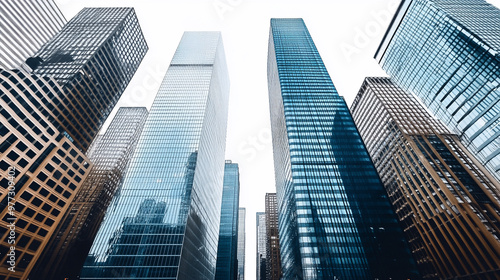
left=80, top=31, right=229, bottom=280
left=0, top=0, right=66, bottom=69
left=26, top=7, right=148, bottom=152
left=256, top=212, right=266, bottom=280
left=237, top=208, right=245, bottom=280
left=268, top=18, right=419, bottom=279
left=264, top=193, right=280, bottom=280
left=351, top=77, right=500, bottom=280
left=30, top=107, right=148, bottom=280
left=0, top=7, right=147, bottom=279
left=0, top=69, right=92, bottom=280
left=375, top=0, right=500, bottom=182
left=215, top=161, right=240, bottom=280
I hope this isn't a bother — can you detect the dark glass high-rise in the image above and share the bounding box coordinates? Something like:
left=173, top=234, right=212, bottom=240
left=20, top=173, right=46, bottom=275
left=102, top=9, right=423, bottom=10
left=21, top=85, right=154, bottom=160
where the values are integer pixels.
left=215, top=161, right=240, bottom=280
left=265, top=193, right=281, bottom=280
left=268, top=18, right=419, bottom=279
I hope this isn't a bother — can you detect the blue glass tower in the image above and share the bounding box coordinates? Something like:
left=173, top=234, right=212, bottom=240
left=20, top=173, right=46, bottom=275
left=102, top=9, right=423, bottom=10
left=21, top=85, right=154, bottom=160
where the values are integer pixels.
left=375, top=0, right=500, bottom=182
left=80, top=32, right=229, bottom=280
left=268, top=18, right=419, bottom=280
left=215, top=161, right=240, bottom=280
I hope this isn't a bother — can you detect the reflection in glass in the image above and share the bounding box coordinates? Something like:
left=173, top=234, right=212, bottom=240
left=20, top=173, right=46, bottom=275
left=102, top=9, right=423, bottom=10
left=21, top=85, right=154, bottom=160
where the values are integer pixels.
left=81, top=32, right=229, bottom=280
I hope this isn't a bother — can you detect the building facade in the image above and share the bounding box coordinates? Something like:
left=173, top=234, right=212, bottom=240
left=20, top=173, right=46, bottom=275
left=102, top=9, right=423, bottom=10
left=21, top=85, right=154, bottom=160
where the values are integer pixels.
left=375, top=0, right=500, bottom=182
left=215, top=161, right=240, bottom=280
left=351, top=77, right=500, bottom=280
left=0, top=69, right=92, bottom=280
left=268, top=18, right=419, bottom=279
left=0, top=0, right=66, bottom=69
left=80, top=31, right=230, bottom=280
left=30, top=107, right=148, bottom=280
left=264, top=193, right=280, bottom=280
left=256, top=212, right=266, bottom=280
left=26, top=7, right=148, bottom=152
left=237, top=208, right=245, bottom=280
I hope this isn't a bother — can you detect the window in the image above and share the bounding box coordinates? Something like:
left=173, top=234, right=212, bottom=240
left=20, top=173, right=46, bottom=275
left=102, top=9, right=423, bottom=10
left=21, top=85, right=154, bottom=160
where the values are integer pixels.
left=28, top=240, right=41, bottom=251
left=20, top=192, right=33, bottom=201
left=34, top=214, right=45, bottom=222
left=26, top=150, right=36, bottom=158
left=15, top=142, right=28, bottom=151
left=29, top=182, right=41, bottom=191
left=24, top=208, right=35, bottom=218
left=37, top=172, right=48, bottom=182
left=38, top=228, right=48, bottom=237
left=32, top=197, right=42, bottom=207
left=18, top=158, right=28, bottom=168
left=39, top=188, right=49, bottom=197
left=6, top=151, right=19, bottom=161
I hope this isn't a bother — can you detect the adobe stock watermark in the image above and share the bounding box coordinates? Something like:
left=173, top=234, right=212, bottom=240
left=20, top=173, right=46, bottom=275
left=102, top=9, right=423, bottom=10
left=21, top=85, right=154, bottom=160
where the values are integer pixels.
left=238, top=127, right=272, bottom=161
left=212, top=0, right=244, bottom=20
left=123, top=64, right=165, bottom=104
left=339, top=0, right=398, bottom=62
left=5, top=166, right=17, bottom=273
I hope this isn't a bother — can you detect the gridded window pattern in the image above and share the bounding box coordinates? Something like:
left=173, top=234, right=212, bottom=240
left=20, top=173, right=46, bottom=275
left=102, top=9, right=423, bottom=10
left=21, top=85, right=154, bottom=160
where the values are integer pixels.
left=30, top=107, right=148, bottom=280
left=0, top=0, right=66, bottom=69
left=267, top=18, right=419, bottom=280
left=0, top=70, right=92, bottom=280
left=265, top=193, right=281, bottom=280
left=237, top=208, right=245, bottom=280
left=351, top=77, right=500, bottom=280
left=28, top=7, right=148, bottom=152
left=255, top=212, right=266, bottom=280
left=215, top=162, right=240, bottom=280
left=376, top=0, right=500, bottom=182
left=80, top=32, right=229, bottom=280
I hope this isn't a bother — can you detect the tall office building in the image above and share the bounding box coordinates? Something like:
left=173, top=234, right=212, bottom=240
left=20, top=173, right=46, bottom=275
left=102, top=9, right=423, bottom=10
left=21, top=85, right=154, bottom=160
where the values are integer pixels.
left=237, top=208, right=245, bottom=280
left=215, top=161, right=240, bottom=280
left=0, top=69, right=92, bottom=280
left=0, top=0, right=66, bottom=69
left=351, top=77, right=500, bottom=280
left=375, top=0, right=500, bottom=181
left=30, top=107, right=148, bottom=280
left=264, top=193, right=280, bottom=280
left=0, top=7, right=146, bottom=279
left=26, top=7, right=148, bottom=152
left=256, top=212, right=266, bottom=280
left=80, top=31, right=230, bottom=280
left=268, top=18, right=419, bottom=279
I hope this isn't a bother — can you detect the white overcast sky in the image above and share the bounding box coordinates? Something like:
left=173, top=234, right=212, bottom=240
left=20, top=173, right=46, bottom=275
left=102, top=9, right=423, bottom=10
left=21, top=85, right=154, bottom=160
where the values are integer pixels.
left=55, top=0, right=500, bottom=279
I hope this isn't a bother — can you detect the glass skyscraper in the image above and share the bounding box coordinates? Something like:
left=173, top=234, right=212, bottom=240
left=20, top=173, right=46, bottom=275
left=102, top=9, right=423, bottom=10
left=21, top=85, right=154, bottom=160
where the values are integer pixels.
left=256, top=212, right=266, bottom=280
left=268, top=18, right=419, bottom=279
left=0, top=0, right=66, bottom=69
left=237, top=208, right=245, bottom=280
left=215, top=161, right=240, bottom=280
left=375, top=0, right=500, bottom=182
left=26, top=7, right=148, bottom=152
left=30, top=107, right=148, bottom=280
left=80, top=31, right=229, bottom=280
left=351, top=77, right=500, bottom=280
